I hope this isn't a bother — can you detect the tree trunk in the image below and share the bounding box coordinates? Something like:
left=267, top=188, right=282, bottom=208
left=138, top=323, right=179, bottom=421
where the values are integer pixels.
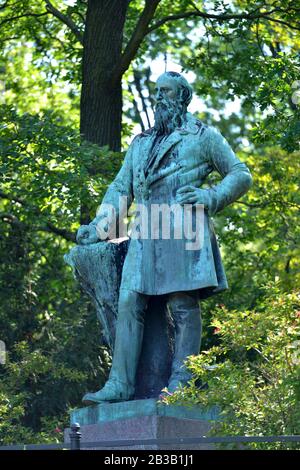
left=80, top=0, right=129, bottom=151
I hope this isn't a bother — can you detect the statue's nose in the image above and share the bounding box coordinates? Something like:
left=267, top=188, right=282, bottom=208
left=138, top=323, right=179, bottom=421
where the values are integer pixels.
left=155, top=89, right=163, bottom=102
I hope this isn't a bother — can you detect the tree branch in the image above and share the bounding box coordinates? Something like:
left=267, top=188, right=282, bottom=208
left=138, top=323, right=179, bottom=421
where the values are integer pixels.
left=255, top=20, right=266, bottom=57
left=235, top=200, right=270, bottom=208
left=0, top=0, right=23, bottom=11
left=0, top=190, right=24, bottom=205
left=0, top=190, right=76, bottom=242
left=0, top=35, right=20, bottom=44
left=128, top=83, right=146, bottom=132
left=73, top=9, right=86, bottom=24
left=145, top=66, right=155, bottom=109
left=110, top=0, right=161, bottom=87
left=39, top=222, right=76, bottom=242
left=0, top=212, right=23, bottom=227
left=262, top=15, right=300, bottom=31
left=133, top=69, right=151, bottom=129
left=44, top=0, right=83, bottom=44
left=147, top=7, right=300, bottom=34
left=235, top=199, right=300, bottom=209
left=35, top=17, right=68, bottom=52
left=0, top=12, right=48, bottom=28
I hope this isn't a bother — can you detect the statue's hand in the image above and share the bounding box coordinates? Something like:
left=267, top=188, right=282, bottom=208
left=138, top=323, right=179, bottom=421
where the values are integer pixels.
left=76, top=224, right=99, bottom=245
left=176, top=185, right=211, bottom=210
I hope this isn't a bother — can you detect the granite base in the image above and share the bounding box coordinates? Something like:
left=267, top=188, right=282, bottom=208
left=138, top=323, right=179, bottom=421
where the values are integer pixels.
left=64, top=399, right=219, bottom=450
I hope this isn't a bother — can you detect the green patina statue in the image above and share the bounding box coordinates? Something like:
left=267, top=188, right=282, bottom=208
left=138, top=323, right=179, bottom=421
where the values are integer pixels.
left=76, top=71, right=252, bottom=404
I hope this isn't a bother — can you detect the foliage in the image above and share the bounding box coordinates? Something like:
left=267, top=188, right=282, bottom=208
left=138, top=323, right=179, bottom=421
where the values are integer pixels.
left=0, top=106, right=121, bottom=444
left=0, top=0, right=299, bottom=445
left=197, top=138, right=300, bottom=353
left=213, top=145, right=300, bottom=308
left=0, top=105, right=123, bottom=226
left=162, top=285, right=300, bottom=449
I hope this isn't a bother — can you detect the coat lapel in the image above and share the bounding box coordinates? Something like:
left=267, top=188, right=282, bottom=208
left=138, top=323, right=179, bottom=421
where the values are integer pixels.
left=134, top=115, right=206, bottom=197
left=143, top=113, right=200, bottom=178
left=148, top=131, right=183, bottom=175
left=137, top=133, right=155, bottom=180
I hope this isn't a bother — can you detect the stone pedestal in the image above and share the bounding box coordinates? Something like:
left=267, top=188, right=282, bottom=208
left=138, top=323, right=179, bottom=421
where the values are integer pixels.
left=64, top=399, right=219, bottom=450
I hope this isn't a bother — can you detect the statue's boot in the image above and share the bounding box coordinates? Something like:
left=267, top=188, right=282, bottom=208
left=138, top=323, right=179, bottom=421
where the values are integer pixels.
left=82, top=289, right=148, bottom=404
left=164, top=292, right=202, bottom=395
left=82, top=379, right=133, bottom=404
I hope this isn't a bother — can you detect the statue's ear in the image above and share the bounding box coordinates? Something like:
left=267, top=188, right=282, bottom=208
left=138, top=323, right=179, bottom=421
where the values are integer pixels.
left=179, top=86, right=192, bottom=106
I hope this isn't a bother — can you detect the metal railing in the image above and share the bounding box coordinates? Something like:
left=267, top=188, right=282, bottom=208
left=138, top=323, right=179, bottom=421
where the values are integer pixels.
left=0, top=423, right=299, bottom=450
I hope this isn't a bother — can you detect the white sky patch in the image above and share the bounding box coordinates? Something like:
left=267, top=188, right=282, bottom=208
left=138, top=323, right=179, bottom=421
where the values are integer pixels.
left=63, top=0, right=77, bottom=6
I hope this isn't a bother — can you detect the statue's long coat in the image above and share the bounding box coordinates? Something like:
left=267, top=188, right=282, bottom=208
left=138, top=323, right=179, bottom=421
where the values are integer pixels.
left=93, top=113, right=252, bottom=299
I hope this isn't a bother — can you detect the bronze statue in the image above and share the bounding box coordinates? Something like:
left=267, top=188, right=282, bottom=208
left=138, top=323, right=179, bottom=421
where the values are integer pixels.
left=75, top=71, right=252, bottom=403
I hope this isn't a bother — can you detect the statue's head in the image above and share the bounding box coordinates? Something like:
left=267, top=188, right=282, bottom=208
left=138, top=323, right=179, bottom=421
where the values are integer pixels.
left=154, top=71, right=193, bottom=135
left=155, top=72, right=193, bottom=108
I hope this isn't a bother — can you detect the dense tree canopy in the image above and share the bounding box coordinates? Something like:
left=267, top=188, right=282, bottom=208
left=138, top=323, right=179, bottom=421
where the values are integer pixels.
left=0, top=0, right=299, bottom=446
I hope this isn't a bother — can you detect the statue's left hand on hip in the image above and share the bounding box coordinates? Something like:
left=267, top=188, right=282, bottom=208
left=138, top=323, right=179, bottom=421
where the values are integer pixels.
left=176, top=185, right=211, bottom=210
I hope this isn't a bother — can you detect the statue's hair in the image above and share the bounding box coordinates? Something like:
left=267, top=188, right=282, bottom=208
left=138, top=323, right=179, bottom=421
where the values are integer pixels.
left=157, top=71, right=193, bottom=108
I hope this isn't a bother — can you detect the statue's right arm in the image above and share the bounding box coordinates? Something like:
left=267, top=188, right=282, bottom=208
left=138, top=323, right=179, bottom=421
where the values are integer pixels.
left=77, top=142, right=134, bottom=245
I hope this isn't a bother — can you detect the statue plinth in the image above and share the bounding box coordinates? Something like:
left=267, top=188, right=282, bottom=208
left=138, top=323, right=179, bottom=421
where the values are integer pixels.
left=64, top=399, right=219, bottom=450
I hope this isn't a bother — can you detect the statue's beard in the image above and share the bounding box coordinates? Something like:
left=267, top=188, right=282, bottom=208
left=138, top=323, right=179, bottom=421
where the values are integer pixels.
left=154, top=98, right=185, bottom=135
